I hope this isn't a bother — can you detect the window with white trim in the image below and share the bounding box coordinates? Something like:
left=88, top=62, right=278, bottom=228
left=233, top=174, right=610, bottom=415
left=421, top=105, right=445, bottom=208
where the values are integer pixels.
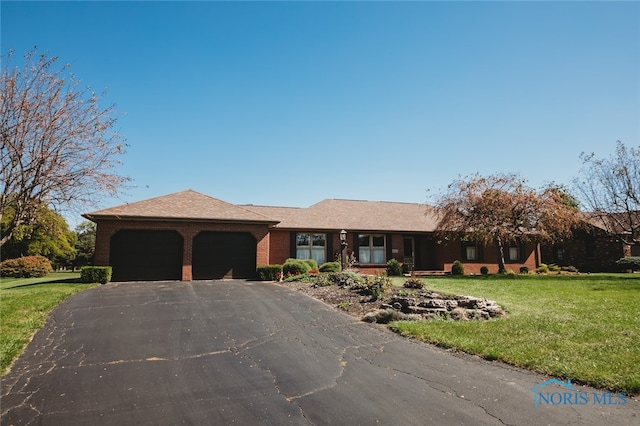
left=296, top=233, right=326, bottom=265
left=358, top=234, right=386, bottom=264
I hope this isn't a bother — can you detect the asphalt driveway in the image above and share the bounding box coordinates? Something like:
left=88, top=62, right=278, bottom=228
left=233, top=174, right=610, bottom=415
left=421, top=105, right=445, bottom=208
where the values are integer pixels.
left=1, top=280, right=637, bottom=425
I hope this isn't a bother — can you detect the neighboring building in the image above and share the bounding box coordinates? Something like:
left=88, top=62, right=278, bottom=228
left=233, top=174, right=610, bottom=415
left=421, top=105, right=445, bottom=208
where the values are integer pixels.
left=84, top=190, right=541, bottom=281
left=540, top=214, right=638, bottom=272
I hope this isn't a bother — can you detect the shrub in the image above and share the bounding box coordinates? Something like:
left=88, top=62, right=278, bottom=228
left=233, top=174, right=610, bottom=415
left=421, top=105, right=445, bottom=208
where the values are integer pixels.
left=386, top=259, right=403, bottom=276
left=520, top=265, right=529, bottom=274
left=561, top=265, right=579, bottom=273
left=548, top=263, right=561, bottom=272
left=282, top=258, right=312, bottom=276
left=256, top=264, right=282, bottom=281
left=302, top=259, right=319, bottom=271
left=0, top=256, right=52, bottom=278
left=403, top=277, right=424, bottom=289
left=80, top=266, right=112, bottom=284
left=311, top=274, right=333, bottom=287
left=480, top=265, right=489, bottom=275
left=323, top=271, right=365, bottom=287
left=503, top=269, right=517, bottom=277
left=353, top=275, right=391, bottom=300
left=319, top=262, right=341, bottom=273
left=536, top=263, right=549, bottom=274
left=616, top=257, right=640, bottom=271
left=451, top=260, right=465, bottom=276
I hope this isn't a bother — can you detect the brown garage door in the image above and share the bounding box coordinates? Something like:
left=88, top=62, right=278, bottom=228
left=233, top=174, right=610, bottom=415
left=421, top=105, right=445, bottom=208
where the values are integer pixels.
left=110, top=230, right=183, bottom=282
left=192, top=232, right=256, bottom=279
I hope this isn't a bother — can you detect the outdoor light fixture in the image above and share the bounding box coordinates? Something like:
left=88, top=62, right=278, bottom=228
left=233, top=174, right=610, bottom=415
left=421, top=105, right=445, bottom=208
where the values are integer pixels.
left=339, top=229, right=347, bottom=242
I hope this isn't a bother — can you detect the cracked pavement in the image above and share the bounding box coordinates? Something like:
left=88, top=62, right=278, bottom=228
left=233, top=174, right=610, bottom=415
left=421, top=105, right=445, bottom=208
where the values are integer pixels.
left=1, top=280, right=637, bottom=425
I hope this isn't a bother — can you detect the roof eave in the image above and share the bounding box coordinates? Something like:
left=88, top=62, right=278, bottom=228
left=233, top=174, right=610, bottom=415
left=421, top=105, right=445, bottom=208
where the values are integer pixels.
left=82, top=214, right=279, bottom=226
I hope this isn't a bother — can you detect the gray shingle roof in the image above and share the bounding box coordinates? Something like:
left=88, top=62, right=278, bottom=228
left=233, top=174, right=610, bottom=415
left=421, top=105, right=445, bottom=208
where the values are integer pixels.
left=246, top=199, right=439, bottom=232
left=85, top=191, right=440, bottom=232
left=84, top=190, right=278, bottom=224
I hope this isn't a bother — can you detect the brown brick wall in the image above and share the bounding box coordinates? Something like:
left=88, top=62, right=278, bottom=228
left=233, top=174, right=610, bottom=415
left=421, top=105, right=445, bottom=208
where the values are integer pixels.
left=94, top=219, right=545, bottom=279
left=541, top=235, right=627, bottom=272
left=268, top=230, right=291, bottom=264
left=435, top=240, right=538, bottom=275
left=93, top=219, right=271, bottom=280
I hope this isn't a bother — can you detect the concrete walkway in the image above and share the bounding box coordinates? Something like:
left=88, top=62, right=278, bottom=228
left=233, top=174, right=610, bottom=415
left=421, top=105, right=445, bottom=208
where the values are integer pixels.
left=1, top=281, right=637, bottom=425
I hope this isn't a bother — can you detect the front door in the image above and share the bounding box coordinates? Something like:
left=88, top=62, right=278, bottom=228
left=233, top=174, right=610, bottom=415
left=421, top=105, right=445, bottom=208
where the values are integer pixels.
left=403, top=237, right=415, bottom=273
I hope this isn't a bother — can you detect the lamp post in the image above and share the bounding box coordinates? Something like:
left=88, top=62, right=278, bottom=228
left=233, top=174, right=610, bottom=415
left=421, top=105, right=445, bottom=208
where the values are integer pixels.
left=339, top=229, right=348, bottom=271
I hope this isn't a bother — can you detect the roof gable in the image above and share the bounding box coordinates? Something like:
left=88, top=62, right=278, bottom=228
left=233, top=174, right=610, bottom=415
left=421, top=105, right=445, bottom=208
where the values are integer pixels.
left=84, top=190, right=278, bottom=223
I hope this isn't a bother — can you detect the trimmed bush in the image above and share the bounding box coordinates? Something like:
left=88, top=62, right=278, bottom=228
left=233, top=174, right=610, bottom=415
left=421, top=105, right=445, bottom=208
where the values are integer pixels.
left=0, top=256, right=52, bottom=278
left=616, top=256, right=640, bottom=271
left=302, top=259, right=319, bottom=271
left=282, top=258, right=312, bottom=276
left=386, top=259, right=403, bottom=276
left=480, top=265, right=489, bottom=275
left=80, top=266, right=112, bottom=284
left=256, top=264, right=282, bottom=281
left=319, top=261, right=341, bottom=273
left=451, top=260, right=465, bottom=276
left=520, top=265, right=530, bottom=274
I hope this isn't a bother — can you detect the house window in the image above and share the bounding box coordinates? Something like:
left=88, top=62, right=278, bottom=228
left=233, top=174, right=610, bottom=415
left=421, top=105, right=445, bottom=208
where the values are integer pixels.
left=556, top=247, right=565, bottom=262
left=296, top=233, right=326, bottom=265
left=508, top=246, right=520, bottom=261
left=462, top=242, right=481, bottom=261
left=466, top=246, right=478, bottom=260
left=507, top=241, right=524, bottom=261
left=358, top=234, right=386, bottom=264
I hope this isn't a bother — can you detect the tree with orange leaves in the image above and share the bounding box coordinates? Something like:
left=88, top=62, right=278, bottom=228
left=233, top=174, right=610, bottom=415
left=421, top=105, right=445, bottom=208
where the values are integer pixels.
left=433, top=173, right=582, bottom=273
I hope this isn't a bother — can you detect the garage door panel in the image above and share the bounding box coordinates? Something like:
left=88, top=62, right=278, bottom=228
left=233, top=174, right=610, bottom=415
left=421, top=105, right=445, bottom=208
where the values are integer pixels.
left=110, top=230, right=183, bottom=282
left=193, top=232, right=256, bottom=279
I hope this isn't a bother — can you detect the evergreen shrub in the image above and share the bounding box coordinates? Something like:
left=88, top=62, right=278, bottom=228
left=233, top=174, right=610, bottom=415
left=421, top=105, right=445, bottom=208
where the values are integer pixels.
left=386, top=259, right=403, bottom=276
left=319, top=262, right=341, bottom=273
left=282, top=259, right=311, bottom=276
left=80, top=266, right=112, bottom=284
left=451, top=260, right=465, bottom=276
left=256, top=264, right=282, bottom=281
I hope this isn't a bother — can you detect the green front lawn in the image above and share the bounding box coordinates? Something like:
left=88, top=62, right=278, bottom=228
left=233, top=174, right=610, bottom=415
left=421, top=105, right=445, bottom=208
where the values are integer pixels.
left=0, top=272, right=96, bottom=374
left=390, top=274, right=640, bottom=394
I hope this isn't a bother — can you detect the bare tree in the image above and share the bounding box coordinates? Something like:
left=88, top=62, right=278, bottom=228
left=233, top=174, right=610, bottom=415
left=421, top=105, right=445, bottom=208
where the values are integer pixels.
left=573, top=141, right=640, bottom=246
left=1, top=48, right=129, bottom=246
left=433, top=173, right=582, bottom=273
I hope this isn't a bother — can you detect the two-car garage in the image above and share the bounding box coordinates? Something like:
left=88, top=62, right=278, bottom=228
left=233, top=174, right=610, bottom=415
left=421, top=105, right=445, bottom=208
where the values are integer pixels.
left=85, top=190, right=277, bottom=281
left=109, top=230, right=257, bottom=282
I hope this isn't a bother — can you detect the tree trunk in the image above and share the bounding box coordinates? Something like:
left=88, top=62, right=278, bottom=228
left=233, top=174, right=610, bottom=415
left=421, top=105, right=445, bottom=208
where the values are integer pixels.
left=495, top=238, right=506, bottom=274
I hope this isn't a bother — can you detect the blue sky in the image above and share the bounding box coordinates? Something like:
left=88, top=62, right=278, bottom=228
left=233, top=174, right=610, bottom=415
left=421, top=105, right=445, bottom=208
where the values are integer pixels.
left=2, top=1, right=639, bottom=224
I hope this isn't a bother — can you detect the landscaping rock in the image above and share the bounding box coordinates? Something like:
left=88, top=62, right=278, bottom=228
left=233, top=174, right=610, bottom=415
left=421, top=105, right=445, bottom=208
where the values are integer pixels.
left=277, top=281, right=506, bottom=324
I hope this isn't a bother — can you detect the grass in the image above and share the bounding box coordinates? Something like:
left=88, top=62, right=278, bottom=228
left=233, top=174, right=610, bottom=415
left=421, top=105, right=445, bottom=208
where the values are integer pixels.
left=0, top=272, right=96, bottom=375
left=389, top=274, right=640, bottom=395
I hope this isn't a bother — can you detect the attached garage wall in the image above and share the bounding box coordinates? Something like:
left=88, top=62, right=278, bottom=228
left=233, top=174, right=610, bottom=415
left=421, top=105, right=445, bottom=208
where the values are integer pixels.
left=192, top=232, right=257, bottom=279
left=93, top=219, right=272, bottom=281
left=110, top=230, right=183, bottom=282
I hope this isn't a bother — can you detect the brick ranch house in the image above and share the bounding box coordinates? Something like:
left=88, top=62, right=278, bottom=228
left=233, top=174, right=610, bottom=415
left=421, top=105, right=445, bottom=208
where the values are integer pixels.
left=85, top=190, right=542, bottom=281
